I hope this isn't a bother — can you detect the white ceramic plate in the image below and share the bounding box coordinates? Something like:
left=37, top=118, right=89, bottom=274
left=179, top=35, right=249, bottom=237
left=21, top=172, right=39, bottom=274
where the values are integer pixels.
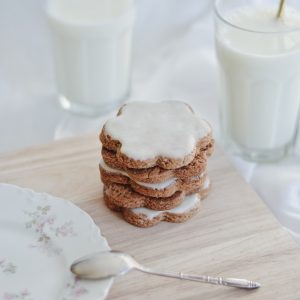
left=0, top=183, right=113, bottom=300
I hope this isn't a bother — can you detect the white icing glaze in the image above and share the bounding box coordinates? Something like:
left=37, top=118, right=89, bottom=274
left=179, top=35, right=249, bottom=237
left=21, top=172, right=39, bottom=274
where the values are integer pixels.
left=100, top=159, right=176, bottom=189
left=105, top=101, right=210, bottom=160
left=135, top=178, right=176, bottom=190
left=100, top=159, right=177, bottom=189
left=137, top=172, right=206, bottom=190
left=100, top=158, right=208, bottom=191
left=202, top=177, right=210, bottom=189
left=190, top=173, right=205, bottom=181
left=131, top=193, right=200, bottom=219
left=99, top=159, right=128, bottom=177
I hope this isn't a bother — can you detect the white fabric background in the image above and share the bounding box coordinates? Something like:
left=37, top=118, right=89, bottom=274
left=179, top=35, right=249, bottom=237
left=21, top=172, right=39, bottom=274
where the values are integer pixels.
left=0, top=0, right=300, bottom=243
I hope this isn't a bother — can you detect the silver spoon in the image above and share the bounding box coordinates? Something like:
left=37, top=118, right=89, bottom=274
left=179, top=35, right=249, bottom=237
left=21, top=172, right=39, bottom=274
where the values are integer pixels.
left=71, top=250, right=260, bottom=289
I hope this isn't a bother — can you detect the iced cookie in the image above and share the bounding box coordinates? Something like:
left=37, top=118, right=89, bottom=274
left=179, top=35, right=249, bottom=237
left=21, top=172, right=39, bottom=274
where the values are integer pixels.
left=100, top=101, right=213, bottom=169
left=100, top=159, right=207, bottom=198
left=105, top=192, right=201, bottom=227
left=104, top=180, right=211, bottom=227
left=104, top=184, right=185, bottom=211
left=122, top=193, right=201, bottom=228
left=101, top=147, right=209, bottom=183
left=103, top=177, right=210, bottom=211
left=103, top=177, right=206, bottom=211
left=104, top=185, right=210, bottom=228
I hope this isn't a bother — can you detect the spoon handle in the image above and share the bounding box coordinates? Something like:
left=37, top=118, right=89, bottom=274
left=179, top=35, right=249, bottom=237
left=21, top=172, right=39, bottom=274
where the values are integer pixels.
left=276, top=0, right=286, bottom=18
left=139, top=268, right=260, bottom=289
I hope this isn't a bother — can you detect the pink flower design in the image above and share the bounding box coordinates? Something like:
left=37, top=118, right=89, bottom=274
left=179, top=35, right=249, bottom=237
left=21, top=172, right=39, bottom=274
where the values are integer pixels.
left=63, top=278, right=89, bottom=300
left=55, top=221, right=76, bottom=237
left=24, top=206, right=77, bottom=256
left=2, top=289, right=32, bottom=300
left=0, top=258, right=16, bottom=275
left=20, top=289, right=30, bottom=297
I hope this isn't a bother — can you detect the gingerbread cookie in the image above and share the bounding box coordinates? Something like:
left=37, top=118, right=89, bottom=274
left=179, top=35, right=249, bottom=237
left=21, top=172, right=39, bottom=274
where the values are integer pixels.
left=101, top=147, right=209, bottom=183
left=100, top=101, right=212, bottom=169
left=104, top=185, right=185, bottom=211
left=104, top=177, right=210, bottom=211
left=104, top=183, right=211, bottom=228
left=123, top=193, right=201, bottom=228
left=100, top=159, right=207, bottom=198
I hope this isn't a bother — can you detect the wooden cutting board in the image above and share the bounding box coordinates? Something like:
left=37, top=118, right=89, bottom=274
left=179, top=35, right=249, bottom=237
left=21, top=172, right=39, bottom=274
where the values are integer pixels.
left=1, top=134, right=299, bottom=300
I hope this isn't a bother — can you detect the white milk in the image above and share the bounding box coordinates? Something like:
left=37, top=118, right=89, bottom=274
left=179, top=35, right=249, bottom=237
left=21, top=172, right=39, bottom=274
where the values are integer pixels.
left=215, top=6, right=300, bottom=159
left=47, top=0, right=135, bottom=115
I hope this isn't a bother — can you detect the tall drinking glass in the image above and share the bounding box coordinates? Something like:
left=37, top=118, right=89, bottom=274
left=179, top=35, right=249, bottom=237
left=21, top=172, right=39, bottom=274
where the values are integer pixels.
left=47, top=0, right=135, bottom=116
left=215, top=0, right=300, bottom=161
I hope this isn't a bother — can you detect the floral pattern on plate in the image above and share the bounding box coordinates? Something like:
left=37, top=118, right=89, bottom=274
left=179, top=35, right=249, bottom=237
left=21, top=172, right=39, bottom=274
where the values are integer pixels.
left=62, top=278, right=89, bottom=300
left=2, top=289, right=33, bottom=300
left=24, top=205, right=77, bottom=256
left=0, top=259, right=16, bottom=275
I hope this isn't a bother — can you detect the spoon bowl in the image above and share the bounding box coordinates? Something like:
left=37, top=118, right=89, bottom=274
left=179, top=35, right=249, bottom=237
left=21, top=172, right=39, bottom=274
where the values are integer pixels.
left=71, top=250, right=139, bottom=280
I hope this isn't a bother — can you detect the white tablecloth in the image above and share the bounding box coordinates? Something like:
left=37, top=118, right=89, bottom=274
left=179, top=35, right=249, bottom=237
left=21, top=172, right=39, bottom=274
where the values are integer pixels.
left=1, top=0, right=300, bottom=243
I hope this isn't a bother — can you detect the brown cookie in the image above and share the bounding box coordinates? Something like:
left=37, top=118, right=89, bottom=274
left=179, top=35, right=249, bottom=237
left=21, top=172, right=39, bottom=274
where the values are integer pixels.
left=103, top=176, right=210, bottom=211
left=104, top=184, right=211, bottom=228
left=122, top=196, right=201, bottom=228
left=101, top=147, right=209, bottom=183
left=100, top=161, right=207, bottom=198
left=100, top=101, right=213, bottom=170
left=104, top=185, right=184, bottom=211
left=103, top=191, right=201, bottom=228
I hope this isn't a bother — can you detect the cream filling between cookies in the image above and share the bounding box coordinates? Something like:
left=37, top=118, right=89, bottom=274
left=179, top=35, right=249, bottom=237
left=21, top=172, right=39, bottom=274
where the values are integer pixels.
left=202, top=177, right=210, bottom=189
left=101, top=159, right=207, bottom=191
left=136, top=172, right=206, bottom=190
left=131, top=193, right=200, bottom=219
left=100, top=159, right=129, bottom=177
left=100, top=159, right=178, bottom=190
left=135, top=178, right=176, bottom=190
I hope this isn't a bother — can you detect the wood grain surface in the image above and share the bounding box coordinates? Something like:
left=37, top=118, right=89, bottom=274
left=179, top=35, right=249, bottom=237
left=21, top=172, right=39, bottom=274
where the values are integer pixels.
left=0, top=134, right=300, bottom=300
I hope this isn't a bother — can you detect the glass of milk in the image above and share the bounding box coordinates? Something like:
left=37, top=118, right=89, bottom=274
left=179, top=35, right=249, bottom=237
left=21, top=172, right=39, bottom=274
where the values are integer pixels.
left=46, top=0, right=135, bottom=116
left=215, top=0, right=300, bottom=162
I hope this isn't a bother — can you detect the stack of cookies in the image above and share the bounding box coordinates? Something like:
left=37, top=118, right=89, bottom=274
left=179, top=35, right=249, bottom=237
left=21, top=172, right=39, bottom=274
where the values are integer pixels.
left=99, top=101, right=214, bottom=228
